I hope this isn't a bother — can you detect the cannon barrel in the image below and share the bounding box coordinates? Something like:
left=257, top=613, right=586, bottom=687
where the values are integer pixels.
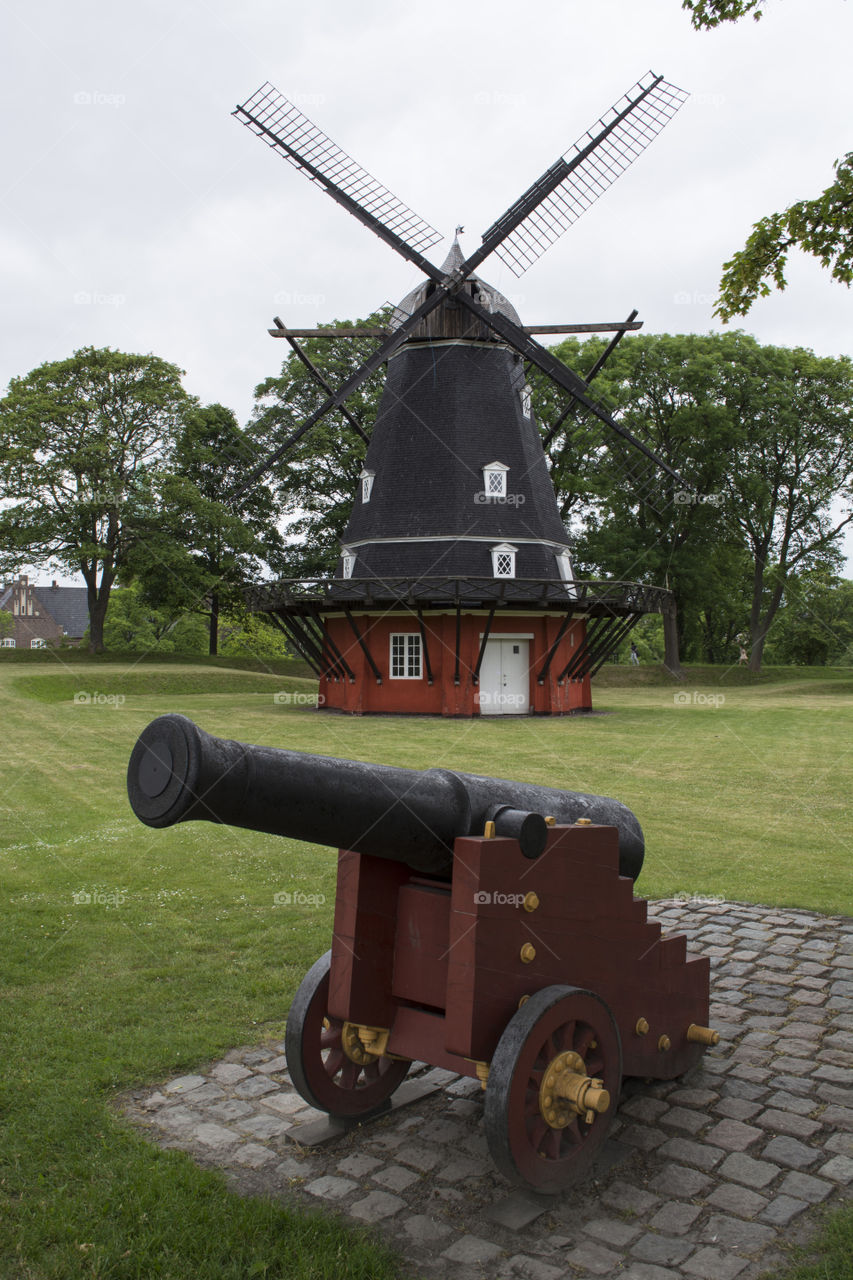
left=127, top=714, right=645, bottom=879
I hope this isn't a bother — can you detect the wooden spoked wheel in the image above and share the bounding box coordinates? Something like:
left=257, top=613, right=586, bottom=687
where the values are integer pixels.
left=484, top=985, right=622, bottom=1192
left=285, top=951, right=410, bottom=1119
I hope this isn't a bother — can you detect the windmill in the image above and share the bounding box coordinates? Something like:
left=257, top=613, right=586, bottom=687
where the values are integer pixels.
left=233, top=73, right=689, bottom=716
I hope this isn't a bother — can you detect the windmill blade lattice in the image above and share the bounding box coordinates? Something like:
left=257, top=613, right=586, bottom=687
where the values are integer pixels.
left=483, top=73, right=688, bottom=278
left=234, top=84, right=443, bottom=257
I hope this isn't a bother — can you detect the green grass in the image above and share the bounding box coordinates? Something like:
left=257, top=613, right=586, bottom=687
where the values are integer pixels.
left=1, top=657, right=851, bottom=1278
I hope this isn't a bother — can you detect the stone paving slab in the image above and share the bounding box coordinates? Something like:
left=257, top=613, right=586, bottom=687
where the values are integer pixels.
left=121, top=900, right=852, bottom=1279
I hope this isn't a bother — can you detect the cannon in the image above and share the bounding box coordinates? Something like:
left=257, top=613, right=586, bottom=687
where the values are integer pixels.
left=128, top=715, right=718, bottom=1192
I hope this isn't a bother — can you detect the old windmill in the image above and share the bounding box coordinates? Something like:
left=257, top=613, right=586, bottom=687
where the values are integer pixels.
left=233, top=73, right=688, bottom=716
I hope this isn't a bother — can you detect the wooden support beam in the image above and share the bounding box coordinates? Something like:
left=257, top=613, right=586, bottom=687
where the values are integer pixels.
left=267, top=321, right=643, bottom=338
left=536, top=608, right=575, bottom=685
left=472, top=605, right=496, bottom=686
left=343, top=608, right=382, bottom=684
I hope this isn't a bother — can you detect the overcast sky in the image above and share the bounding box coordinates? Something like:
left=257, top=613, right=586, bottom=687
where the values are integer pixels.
left=2, top=0, right=852, bottom=571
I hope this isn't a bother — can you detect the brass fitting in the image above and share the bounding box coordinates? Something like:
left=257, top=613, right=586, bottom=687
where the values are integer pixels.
left=686, top=1024, right=720, bottom=1046
left=658, top=1034, right=671, bottom=1052
left=575, top=817, right=592, bottom=825
left=520, top=943, right=536, bottom=964
left=522, top=891, right=540, bottom=913
left=518, top=994, right=530, bottom=1008
left=483, top=820, right=496, bottom=839
left=475, top=1061, right=490, bottom=1090
left=544, top=815, right=556, bottom=827
left=341, top=1022, right=391, bottom=1063
left=539, top=1049, right=611, bottom=1129
left=635, top=1017, right=649, bottom=1036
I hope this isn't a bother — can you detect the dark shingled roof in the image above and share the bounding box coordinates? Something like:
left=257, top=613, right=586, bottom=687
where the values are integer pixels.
left=340, top=340, right=571, bottom=583
left=32, top=584, right=89, bottom=637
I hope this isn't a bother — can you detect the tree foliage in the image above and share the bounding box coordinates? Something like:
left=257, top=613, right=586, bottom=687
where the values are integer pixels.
left=124, top=404, right=284, bottom=655
left=764, top=569, right=853, bottom=666
left=249, top=314, right=388, bottom=575
left=682, top=0, right=767, bottom=27
left=0, top=347, right=191, bottom=652
left=720, top=342, right=853, bottom=665
left=98, top=582, right=208, bottom=653
left=546, top=332, right=853, bottom=669
left=715, top=154, right=853, bottom=322
left=682, top=0, right=853, bottom=319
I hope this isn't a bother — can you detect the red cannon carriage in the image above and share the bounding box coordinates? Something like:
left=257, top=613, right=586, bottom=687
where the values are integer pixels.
left=128, top=714, right=718, bottom=1192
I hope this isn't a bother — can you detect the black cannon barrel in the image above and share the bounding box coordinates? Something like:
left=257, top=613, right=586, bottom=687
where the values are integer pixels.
left=127, top=714, right=645, bottom=879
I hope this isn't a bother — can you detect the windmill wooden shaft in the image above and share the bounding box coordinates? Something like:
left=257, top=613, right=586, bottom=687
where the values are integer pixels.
left=233, top=73, right=689, bottom=714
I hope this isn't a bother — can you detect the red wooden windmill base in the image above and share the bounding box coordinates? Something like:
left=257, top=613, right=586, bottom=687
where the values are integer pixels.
left=285, top=820, right=717, bottom=1193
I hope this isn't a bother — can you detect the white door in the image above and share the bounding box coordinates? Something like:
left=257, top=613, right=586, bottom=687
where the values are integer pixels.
left=479, top=639, right=530, bottom=715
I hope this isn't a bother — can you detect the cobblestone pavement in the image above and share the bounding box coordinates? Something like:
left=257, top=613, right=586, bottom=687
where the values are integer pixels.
left=122, top=899, right=853, bottom=1279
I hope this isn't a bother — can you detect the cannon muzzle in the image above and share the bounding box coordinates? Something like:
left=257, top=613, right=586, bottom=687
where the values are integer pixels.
left=127, top=714, right=644, bottom=878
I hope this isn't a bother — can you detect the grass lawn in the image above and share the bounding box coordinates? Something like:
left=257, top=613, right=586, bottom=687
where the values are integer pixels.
left=1, top=654, right=851, bottom=1278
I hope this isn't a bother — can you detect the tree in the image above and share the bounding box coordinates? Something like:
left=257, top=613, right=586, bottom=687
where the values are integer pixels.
left=548, top=332, right=853, bottom=671
left=98, top=582, right=208, bottom=654
left=721, top=342, right=853, bottom=667
left=682, top=0, right=853, bottom=319
left=250, top=314, right=389, bottom=575
left=547, top=332, right=749, bottom=672
left=763, top=569, right=853, bottom=666
left=126, top=405, right=284, bottom=655
left=0, top=610, right=13, bottom=642
left=0, top=347, right=192, bottom=652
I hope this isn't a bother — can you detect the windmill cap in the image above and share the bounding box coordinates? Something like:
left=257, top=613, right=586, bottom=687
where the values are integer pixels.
left=391, top=238, right=522, bottom=331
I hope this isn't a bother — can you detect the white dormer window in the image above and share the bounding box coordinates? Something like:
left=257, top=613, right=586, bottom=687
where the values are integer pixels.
left=520, top=384, right=532, bottom=418
left=483, top=461, right=508, bottom=498
left=491, top=543, right=517, bottom=578
left=360, top=469, right=375, bottom=503
left=341, top=548, right=356, bottom=579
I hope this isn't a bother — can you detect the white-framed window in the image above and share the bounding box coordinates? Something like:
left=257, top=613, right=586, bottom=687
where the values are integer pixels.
left=341, top=548, right=356, bottom=579
left=520, top=384, right=532, bottom=418
left=491, top=543, right=517, bottom=578
left=390, top=633, right=422, bottom=679
left=360, top=469, right=375, bottom=503
left=31, top=637, right=45, bottom=649
left=2, top=637, right=15, bottom=648
left=483, top=461, right=508, bottom=498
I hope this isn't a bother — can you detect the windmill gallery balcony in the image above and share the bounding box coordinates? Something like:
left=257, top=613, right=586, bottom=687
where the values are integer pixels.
left=250, top=577, right=670, bottom=717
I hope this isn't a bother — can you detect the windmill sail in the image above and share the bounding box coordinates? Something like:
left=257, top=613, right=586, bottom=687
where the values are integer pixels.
left=233, top=84, right=443, bottom=264
left=482, top=73, right=688, bottom=278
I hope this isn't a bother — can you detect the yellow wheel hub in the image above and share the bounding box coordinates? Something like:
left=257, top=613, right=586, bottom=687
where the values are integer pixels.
left=341, top=1021, right=378, bottom=1065
left=539, top=1049, right=611, bottom=1129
